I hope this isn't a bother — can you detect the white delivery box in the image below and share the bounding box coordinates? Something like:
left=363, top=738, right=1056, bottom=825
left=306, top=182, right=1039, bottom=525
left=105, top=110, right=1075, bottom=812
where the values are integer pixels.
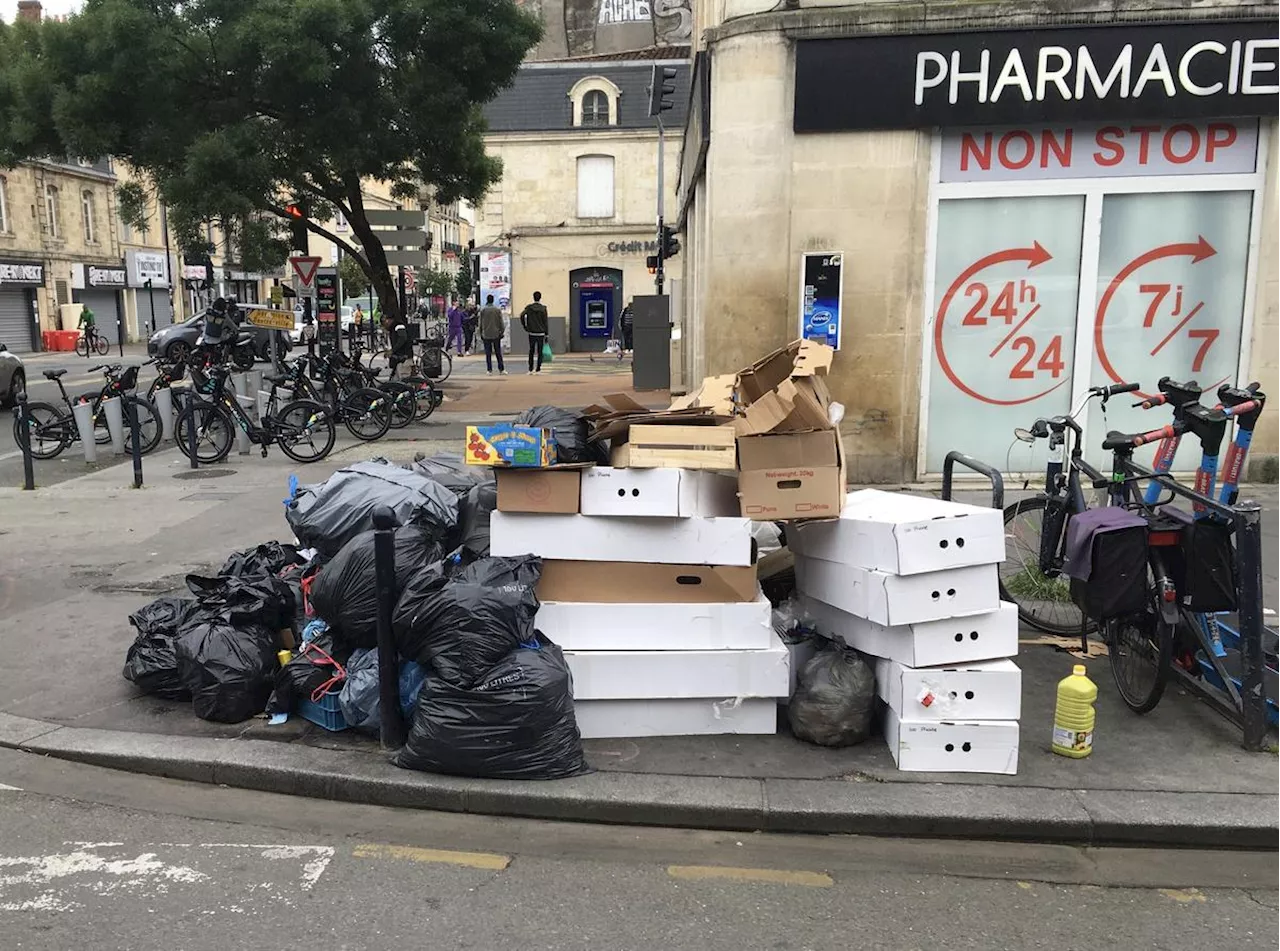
left=537, top=594, right=774, bottom=651
left=795, top=555, right=999, bottom=626
left=580, top=467, right=740, bottom=518
left=574, top=698, right=778, bottom=738
left=884, top=708, right=1019, bottom=775
left=564, top=633, right=790, bottom=700
left=788, top=489, right=1005, bottom=574
left=491, top=512, right=755, bottom=567
left=799, top=596, right=1018, bottom=667
left=876, top=658, right=1022, bottom=721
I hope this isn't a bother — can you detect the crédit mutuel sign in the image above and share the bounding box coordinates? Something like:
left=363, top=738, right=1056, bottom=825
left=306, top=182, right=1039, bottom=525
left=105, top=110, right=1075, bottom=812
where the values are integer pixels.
left=794, top=22, right=1279, bottom=131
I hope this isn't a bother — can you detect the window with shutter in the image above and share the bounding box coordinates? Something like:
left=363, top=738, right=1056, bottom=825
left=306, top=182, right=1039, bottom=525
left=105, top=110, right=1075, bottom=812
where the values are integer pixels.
left=576, top=155, right=615, bottom=219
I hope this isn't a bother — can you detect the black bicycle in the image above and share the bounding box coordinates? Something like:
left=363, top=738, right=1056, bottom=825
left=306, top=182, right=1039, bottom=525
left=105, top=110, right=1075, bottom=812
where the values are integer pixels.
left=14, top=364, right=161, bottom=460
left=174, top=363, right=336, bottom=465
left=336, top=347, right=416, bottom=429
left=267, top=353, right=392, bottom=441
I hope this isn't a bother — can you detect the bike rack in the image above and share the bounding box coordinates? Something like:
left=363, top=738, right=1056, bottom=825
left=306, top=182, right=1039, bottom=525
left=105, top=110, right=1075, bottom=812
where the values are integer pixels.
left=940, top=451, right=1005, bottom=511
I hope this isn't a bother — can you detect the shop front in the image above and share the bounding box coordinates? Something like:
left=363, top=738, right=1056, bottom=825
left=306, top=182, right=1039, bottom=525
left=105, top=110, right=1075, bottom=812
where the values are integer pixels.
left=127, top=249, right=174, bottom=340
left=74, top=261, right=127, bottom=346
left=0, top=257, right=44, bottom=353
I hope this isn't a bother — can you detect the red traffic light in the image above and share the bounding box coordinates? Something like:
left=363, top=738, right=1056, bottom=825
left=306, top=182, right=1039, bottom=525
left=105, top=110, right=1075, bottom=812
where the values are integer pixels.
left=285, top=204, right=303, bottom=219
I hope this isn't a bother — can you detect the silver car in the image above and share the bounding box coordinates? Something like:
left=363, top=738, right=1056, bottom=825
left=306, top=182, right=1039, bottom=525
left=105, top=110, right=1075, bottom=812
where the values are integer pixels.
left=0, top=344, right=24, bottom=408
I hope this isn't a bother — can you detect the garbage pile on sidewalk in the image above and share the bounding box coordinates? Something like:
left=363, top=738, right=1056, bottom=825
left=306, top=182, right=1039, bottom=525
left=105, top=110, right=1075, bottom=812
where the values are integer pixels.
left=122, top=337, right=1022, bottom=777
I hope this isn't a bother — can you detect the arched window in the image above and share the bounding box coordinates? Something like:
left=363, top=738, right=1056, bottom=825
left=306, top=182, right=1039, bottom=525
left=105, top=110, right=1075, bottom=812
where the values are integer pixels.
left=581, top=90, right=609, bottom=127
left=569, top=76, right=622, bottom=128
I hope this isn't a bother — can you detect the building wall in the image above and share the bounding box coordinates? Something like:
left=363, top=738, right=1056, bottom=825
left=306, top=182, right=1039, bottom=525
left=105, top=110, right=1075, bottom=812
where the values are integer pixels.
left=1248, top=119, right=1279, bottom=475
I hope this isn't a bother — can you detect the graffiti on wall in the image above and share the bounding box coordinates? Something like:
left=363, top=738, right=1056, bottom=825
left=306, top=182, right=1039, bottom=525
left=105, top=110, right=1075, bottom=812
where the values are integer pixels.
left=598, top=0, right=650, bottom=24
left=653, top=0, right=691, bottom=44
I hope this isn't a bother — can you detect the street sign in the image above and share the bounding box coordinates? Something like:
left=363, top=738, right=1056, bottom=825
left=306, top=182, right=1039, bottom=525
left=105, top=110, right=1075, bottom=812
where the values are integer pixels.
left=366, top=209, right=426, bottom=228
left=383, top=250, right=427, bottom=267
left=247, top=308, right=295, bottom=331
left=290, top=256, right=321, bottom=288
left=403, top=267, right=417, bottom=292
left=375, top=229, right=429, bottom=247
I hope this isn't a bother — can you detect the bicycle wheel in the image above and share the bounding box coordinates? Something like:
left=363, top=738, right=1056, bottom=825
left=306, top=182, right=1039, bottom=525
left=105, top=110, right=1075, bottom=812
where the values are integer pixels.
left=123, top=396, right=162, bottom=455
left=998, top=496, right=1094, bottom=635
left=405, top=375, right=438, bottom=420
left=94, top=334, right=111, bottom=356
left=1104, top=607, right=1172, bottom=714
left=427, top=348, right=453, bottom=383
left=367, top=349, right=394, bottom=374
left=75, top=335, right=89, bottom=358
left=175, top=401, right=234, bottom=464
left=381, top=381, right=417, bottom=429
left=13, top=401, right=70, bottom=459
left=342, top=386, right=392, bottom=441
left=274, top=399, right=336, bottom=463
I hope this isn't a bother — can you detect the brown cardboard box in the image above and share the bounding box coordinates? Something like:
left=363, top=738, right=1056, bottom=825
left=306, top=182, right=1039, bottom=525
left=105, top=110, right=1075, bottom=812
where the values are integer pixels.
left=537, top=560, right=759, bottom=603
left=735, top=339, right=834, bottom=436
left=737, top=429, right=846, bottom=521
left=495, top=467, right=582, bottom=513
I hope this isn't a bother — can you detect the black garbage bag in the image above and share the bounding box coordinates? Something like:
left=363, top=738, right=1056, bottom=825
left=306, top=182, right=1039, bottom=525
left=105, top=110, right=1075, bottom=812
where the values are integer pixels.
left=514, top=405, right=606, bottom=464
left=286, top=459, right=459, bottom=557
left=265, top=635, right=347, bottom=716
left=122, top=596, right=202, bottom=700
left=175, top=619, right=279, bottom=722
left=407, top=451, right=493, bottom=497
left=394, top=636, right=588, bottom=780
left=457, top=481, right=498, bottom=557
left=185, top=573, right=296, bottom=631
left=309, top=526, right=443, bottom=652
left=393, top=555, right=541, bottom=687
left=218, top=541, right=303, bottom=579
left=788, top=644, right=876, bottom=748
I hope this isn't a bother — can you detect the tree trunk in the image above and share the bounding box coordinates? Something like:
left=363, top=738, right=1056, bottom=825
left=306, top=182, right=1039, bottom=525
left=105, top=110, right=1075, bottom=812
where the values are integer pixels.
left=344, top=186, right=403, bottom=324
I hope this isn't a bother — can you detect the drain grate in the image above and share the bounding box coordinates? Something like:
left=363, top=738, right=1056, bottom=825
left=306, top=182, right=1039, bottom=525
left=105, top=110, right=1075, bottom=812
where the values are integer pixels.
left=172, top=468, right=237, bottom=480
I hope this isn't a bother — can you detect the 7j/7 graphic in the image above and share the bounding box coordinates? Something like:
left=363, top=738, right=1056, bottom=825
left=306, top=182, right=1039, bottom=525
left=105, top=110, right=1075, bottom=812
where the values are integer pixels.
left=933, top=241, right=1068, bottom=406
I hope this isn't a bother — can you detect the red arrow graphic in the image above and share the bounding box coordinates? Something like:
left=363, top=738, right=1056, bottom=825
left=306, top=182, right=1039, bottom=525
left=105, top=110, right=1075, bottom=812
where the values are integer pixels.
left=933, top=242, right=1063, bottom=407
left=1094, top=236, right=1216, bottom=388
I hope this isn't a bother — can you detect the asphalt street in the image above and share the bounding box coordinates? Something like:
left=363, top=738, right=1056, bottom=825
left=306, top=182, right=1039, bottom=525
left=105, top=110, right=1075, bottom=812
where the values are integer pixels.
left=0, top=748, right=1275, bottom=951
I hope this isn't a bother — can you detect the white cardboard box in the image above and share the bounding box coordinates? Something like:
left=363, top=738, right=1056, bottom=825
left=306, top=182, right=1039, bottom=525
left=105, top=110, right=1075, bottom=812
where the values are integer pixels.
left=876, top=658, right=1022, bottom=721
left=491, top=512, right=755, bottom=567
left=795, top=555, right=999, bottom=626
left=538, top=594, right=774, bottom=651
left=564, top=633, right=790, bottom=700
left=799, top=596, right=1018, bottom=667
left=580, top=467, right=740, bottom=518
left=574, top=698, right=778, bottom=738
left=788, top=489, right=1005, bottom=575
left=884, top=708, right=1020, bottom=774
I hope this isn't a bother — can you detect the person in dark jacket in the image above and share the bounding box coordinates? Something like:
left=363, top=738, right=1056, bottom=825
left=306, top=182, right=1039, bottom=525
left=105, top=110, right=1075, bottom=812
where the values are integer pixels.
left=519, top=291, right=549, bottom=373
left=620, top=302, right=635, bottom=352
left=478, top=295, right=507, bottom=375
left=383, top=314, right=413, bottom=379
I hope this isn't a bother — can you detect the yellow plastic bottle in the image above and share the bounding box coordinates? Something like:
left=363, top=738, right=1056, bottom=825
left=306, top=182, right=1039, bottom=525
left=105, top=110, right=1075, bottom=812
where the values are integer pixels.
left=1052, top=665, right=1097, bottom=758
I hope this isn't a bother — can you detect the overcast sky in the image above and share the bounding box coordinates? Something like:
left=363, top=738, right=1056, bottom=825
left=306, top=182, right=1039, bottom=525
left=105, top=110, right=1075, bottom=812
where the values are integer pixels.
left=1, top=0, right=84, bottom=22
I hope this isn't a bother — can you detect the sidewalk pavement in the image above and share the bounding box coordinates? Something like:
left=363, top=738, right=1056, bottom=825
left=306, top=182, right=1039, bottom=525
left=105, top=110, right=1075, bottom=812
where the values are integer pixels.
left=0, top=446, right=1275, bottom=848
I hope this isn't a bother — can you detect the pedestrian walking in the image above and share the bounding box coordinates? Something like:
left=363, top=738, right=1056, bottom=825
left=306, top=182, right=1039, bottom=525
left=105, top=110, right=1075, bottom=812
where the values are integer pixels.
left=520, top=291, right=549, bottom=373
left=462, top=304, right=478, bottom=355
left=479, top=295, right=507, bottom=375
left=620, top=301, right=635, bottom=352
left=446, top=301, right=465, bottom=355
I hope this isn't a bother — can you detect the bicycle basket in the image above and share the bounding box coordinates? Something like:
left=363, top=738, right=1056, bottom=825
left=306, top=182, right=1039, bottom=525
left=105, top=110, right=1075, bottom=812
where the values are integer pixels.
left=117, top=365, right=140, bottom=390
left=1064, top=508, right=1149, bottom=621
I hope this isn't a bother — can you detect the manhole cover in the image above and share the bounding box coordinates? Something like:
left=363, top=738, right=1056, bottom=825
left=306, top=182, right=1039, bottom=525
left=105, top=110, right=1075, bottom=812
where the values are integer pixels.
left=172, top=468, right=237, bottom=480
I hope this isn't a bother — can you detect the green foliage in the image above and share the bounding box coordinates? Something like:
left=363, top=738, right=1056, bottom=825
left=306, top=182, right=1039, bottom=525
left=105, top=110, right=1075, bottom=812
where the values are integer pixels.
left=0, top=0, right=541, bottom=318
left=339, top=254, right=369, bottom=300
left=416, top=265, right=456, bottom=299
left=454, top=263, right=474, bottom=302
left=115, top=181, right=150, bottom=235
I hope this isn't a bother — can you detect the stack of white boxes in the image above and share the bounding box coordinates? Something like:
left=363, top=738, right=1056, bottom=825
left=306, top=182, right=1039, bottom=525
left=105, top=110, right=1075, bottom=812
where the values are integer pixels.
left=489, top=467, right=790, bottom=739
left=790, top=489, right=1022, bottom=774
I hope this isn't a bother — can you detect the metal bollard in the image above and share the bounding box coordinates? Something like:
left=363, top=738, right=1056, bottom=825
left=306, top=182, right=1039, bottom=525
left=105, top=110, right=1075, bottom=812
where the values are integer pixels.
left=235, top=396, right=254, bottom=454
left=187, top=397, right=199, bottom=470
left=127, top=396, right=143, bottom=488
left=13, top=393, right=34, bottom=490
left=1234, top=501, right=1266, bottom=752
left=71, top=399, right=97, bottom=464
left=256, top=390, right=272, bottom=424
left=372, top=506, right=406, bottom=750
left=154, top=387, right=174, bottom=442
left=102, top=396, right=125, bottom=455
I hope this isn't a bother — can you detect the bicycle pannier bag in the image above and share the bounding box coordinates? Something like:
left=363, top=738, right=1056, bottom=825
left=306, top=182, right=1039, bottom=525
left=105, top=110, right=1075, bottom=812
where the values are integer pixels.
left=1064, top=508, right=1148, bottom=620
left=1181, top=516, right=1237, bottom=613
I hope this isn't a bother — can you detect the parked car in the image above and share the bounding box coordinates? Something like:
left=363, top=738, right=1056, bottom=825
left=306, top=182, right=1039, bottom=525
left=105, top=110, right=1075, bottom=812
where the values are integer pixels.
left=148, top=304, right=293, bottom=362
left=0, top=344, right=24, bottom=408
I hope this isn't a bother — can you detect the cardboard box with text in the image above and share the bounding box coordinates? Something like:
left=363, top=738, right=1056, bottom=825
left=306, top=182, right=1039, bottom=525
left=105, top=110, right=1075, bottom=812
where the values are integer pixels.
left=738, top=429, right=845, bottom=521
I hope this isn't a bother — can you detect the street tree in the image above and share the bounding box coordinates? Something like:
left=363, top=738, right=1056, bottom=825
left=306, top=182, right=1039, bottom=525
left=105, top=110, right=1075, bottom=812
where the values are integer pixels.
left=416, top=265, right=456, bottom=301
left=0, top=0, right=540, bottom=322
left=454, top=262, right=475, bottom=303
left=338, top=255, right=370, bottom=302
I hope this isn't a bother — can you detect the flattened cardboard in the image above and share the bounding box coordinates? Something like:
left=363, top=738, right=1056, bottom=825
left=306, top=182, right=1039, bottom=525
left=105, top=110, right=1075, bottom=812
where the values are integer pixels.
left=537, top=594, right=773, bottom=651
left=491, top=512, right=755, bottom=566
left=564, top=632, right=790, bottom=700
left=795, top=556, right=1000, bottom=626
left=495, top=467, right=582, bottom=514
left=735, top=339, right=834, bottom=436
left=580, top=467, right=739, bottom=517
left=668, top=374, right=736, bottom=415
left=574, top=698, right=778, bottom=738
left=738, top=429, right=845, bottom=521
left=789, top=489, right=1005, bottom=574
left=876, top=658, right=1022, bottom=721
left=800, top=596, right=1019, bottom=667
left=537, top=560, right=759, bottom=603
left=885, top=708, right=1020, bottom=775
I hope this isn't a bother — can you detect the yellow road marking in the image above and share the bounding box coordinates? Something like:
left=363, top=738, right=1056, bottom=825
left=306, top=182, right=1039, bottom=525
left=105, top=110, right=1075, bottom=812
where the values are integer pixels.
left=1016, top=881, right=1033, bottom=890
left=352, top=843, right=511, bottom=870
left=1158, top=887, right=1207, bottom=904
left=667, top=865, right=833, bottom=888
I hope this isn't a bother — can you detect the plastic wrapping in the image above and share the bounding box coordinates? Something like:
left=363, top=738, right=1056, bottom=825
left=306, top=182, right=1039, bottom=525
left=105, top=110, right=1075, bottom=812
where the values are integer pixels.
left=175, top=619, right=279, bottom=723
left=394, top=637, right=588, bottom=780
left=457, top=482, right=499, bottom=556
left=337, top=648, right=427, bottom=733
left=218, top=541, right=303, bottom=579
left=285, top=459, right=458, bottom=556
left=407, top=451, right=492, bottom=497
left=309, top=526, right=443, bottom=652
left=787, top=644, right=876, bottom=748
left=393, top=555, right=541, bottom=688
left=122, top=596, right=201, bottom=700
left=513, top=405, right=606, bottom=464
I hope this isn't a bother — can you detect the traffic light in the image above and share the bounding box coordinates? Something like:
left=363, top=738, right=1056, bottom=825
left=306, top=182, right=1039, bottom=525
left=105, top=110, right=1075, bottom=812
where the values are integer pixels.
left=284, top=203, right=308, bottom=252
left=648, top=64, right=677, bottom=117
left=646, top=254, right=659, bottom=275
left=660, top=225, right=681, bottom=260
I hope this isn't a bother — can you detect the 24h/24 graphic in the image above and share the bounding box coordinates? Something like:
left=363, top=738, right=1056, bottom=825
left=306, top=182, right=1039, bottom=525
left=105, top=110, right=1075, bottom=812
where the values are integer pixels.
left=933, top=241, right=1067, bottom=406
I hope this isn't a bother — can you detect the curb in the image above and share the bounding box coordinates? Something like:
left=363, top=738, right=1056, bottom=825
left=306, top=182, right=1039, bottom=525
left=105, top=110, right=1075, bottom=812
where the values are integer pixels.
left=1, top=714, right=1274, bottom=849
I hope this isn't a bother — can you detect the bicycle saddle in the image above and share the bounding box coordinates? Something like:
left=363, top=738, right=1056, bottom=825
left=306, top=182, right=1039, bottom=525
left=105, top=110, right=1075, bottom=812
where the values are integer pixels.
left=368, top=368, right=383, bottom=378
left=263, top=373, right=288, bottom=386
left=43, top=369, right=68, bottom=380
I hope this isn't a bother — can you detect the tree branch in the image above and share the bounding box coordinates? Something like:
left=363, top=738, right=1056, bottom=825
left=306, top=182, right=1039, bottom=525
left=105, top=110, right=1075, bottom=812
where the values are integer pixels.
left=264, top=202, right=368, bottom=269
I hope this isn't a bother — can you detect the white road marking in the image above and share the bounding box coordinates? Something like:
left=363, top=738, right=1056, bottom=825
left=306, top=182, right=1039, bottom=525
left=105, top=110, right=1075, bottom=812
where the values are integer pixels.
left=0, top=783, right=22, bottom=792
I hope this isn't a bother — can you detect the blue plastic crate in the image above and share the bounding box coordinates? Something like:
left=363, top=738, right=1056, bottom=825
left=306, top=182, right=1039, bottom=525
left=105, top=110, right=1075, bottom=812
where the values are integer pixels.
left=297, top=690, right=347, bottom=731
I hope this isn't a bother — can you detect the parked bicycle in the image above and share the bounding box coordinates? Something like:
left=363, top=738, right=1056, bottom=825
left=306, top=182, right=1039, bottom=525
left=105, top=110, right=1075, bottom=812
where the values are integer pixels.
left=264, top=353, right=391, bottom=441
left=347, top=344, right=439, bottom=424
left=334, top=347, right=416, bottom=429
left=13, top=364, right=161, bottom=460
left=369, top=333, right=453, bottom=383
left=174, top=363, right=336, bottom=465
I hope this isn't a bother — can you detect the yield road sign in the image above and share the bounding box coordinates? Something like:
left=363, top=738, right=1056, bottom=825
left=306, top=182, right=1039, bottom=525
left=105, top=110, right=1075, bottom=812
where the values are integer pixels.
left=290, top=256, right=322, bottom=288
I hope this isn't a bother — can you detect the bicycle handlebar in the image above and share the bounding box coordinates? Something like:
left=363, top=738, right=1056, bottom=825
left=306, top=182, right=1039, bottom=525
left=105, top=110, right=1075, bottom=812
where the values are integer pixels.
left=1090, top=381, right=1140, bottom=399
left=1221, top=399, right=1263, bottom=418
